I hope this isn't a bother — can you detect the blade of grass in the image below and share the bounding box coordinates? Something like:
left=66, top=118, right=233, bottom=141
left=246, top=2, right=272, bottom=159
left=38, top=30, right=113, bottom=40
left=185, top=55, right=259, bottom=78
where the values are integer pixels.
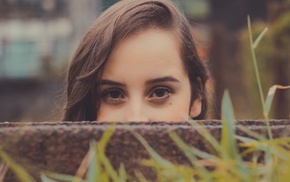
left=87, top=141, right=97, bottom=182
left=0, top=150, right=35, bottom=182
left=43, top=172, right=85, bottom=182
left=237, top=125, right=266, bottom=141
left=221, top=90, right=238, bottom=160
left=0, top=162, right=8, bottom=182
left=253, top=28, right=268, bottom=49
left=169, top=132, right=211, bottom=181
left=264, top=85, right=290, bottom=116
left=263, top=85, right=289, bottom=141
left=134, top=171, right=149, bottom=182
left=96, top=127, right=119, bottom=182
left=97, top=127, right=115, bottom=154
left=235, top=135, right=257, bottom=143
left=221, top=91, right=250, bottom=181
left=247, top=15, right=265, bottom=111
left=73, top=144, right=93, bottom=182
left=132, top=131, right=174, bottom=168
left=40, top=173, right=58, bottom=182
left=169, top=132, right=199, bottom=163
left=188, top=121, right=221, bottom=154
left=118, top=163, right=127, bottom=182
left=168, top=132, right=218, bottom=162
left=98, top=152, right=119, bottom=182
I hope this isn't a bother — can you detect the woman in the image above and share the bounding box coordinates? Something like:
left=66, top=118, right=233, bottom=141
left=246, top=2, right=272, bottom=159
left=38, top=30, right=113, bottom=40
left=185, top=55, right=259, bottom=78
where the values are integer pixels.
left=63, top=0, right=209, bottom=121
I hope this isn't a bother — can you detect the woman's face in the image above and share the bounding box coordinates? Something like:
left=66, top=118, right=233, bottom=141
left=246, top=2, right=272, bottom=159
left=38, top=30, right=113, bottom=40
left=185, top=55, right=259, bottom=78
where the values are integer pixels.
left=97, top=29, right=201, bottom=121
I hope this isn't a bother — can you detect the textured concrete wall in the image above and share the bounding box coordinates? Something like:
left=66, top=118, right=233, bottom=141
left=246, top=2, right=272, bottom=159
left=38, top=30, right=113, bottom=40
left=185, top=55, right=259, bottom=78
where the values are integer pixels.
left=1, top=120, right=290, bottom=181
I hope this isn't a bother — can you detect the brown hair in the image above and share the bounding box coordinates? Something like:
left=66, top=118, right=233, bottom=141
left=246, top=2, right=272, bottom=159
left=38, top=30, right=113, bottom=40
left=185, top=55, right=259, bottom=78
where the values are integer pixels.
left=63, top=0, right=209, bottom=121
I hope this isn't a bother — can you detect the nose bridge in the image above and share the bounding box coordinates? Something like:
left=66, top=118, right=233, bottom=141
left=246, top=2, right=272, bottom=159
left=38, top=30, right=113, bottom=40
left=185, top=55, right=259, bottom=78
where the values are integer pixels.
left=125, top=96, right=148, bottom=122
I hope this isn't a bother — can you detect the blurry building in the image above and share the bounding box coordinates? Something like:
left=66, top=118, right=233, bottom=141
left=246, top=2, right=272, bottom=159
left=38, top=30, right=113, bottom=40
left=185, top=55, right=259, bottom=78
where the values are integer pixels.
left=0, top=0, right=102, bottom=122
left=0, top=0, right=103, bottom=78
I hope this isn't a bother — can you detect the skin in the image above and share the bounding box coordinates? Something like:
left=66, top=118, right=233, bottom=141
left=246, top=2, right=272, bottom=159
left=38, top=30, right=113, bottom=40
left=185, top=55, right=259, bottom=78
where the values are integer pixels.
left=97, top=29, right=201, bottom=121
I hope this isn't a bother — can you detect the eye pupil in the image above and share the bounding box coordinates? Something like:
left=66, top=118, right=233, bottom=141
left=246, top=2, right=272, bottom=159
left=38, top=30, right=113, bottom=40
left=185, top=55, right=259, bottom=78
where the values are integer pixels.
left=155, top=89, right=166, bottom=97
left=109, top=90, right=121, bottom=98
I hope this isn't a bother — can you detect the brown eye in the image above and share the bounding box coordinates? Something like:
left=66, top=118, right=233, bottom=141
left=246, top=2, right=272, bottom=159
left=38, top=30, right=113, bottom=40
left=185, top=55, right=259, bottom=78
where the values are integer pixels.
left=153, top=89, right=168, bottom=97
left=102, top=89, right=125, bottom=104
left=108, top=90, right=122, bottom=98
left=149, top=87, right=172, bottom=103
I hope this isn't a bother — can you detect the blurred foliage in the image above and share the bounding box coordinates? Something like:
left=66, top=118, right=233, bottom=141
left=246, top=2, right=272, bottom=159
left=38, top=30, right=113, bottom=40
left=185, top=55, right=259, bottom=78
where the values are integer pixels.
left=272, top=12, right=290, bottom=58
left=179, top=0, right=209, bottom=18
left=241, top=22, right=274, bottom=118
left=240, top=8, right=290, bottom=119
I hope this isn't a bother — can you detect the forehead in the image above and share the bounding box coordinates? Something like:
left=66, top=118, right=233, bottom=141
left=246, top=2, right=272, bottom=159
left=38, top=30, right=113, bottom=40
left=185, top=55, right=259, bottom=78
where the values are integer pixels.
left=102, top=29, right=186, bottom=80
left=115, top=27, right=182, bottom=55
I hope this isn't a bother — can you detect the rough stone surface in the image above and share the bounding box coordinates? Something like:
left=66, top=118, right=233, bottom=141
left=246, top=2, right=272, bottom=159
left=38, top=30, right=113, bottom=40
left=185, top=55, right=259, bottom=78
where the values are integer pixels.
left=1, top=120, right=290, bottom=181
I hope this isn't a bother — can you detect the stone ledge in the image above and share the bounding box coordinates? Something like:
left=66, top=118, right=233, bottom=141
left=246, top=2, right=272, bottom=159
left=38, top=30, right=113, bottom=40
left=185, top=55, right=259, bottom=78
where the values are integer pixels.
left=1, top=120, right=290, bottom=181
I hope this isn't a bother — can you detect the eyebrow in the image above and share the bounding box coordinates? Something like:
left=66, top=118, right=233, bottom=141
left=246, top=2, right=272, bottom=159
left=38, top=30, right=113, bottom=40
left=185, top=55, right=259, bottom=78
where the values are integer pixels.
left=145, top=76, right=180, bottom=85
left=100, top=76, right=180, bottom=87
left=100, top=79, right=125, bottom=87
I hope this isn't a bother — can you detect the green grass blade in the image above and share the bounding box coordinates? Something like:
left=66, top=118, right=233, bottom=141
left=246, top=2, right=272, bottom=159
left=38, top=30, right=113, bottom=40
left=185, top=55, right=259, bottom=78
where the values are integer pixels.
left=97, top=127, right=115, bottom=154
left=237, top=125, right=266, bottom=141
left=169, top=131, right=218, bottom=161
left=221, top=90, right=238, bottom=160
left=263, top=85, right=289, bottom=141
left=169, top=132, right=211, bottom=181
left=118, top=163, right=127, bottom=182
left=221, top=91, right=250, bottom=181
left=264, top=85, right=290, bottom=116
left=134, top=171, right=149, bottom=182
left=132, top=131, right=174, bottom=168
left=98, top=152, right=119, bottom=182
left=169, top=132, right=198, bottom=163
left=235, top=135, right=257, bottom=143
left=0, top=150, right=35, bottom=182
left=247, top=15, right=265, bottom=110
left=43, top=172, right=85, bottom=182
left=189, top=121, right=221, bottom=154
left=96, top=127, right=119, bottom=182
left=189, top=146, right=219, bottom=161
left=40, top=173, right=58, bottom=182
left=253, top=28, right=268, bottom=49
left=0, top=162, right=8, bottom=182
left=87, top=141, right=97, bottom=182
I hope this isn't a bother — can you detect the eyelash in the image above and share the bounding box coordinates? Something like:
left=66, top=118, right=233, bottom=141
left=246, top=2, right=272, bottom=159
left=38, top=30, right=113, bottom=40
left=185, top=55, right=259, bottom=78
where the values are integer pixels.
left=101, top=86, right=173, bottom=104
left=148, top=86, right=172, bottom=103
left=101, top=88, right=125, bottom=104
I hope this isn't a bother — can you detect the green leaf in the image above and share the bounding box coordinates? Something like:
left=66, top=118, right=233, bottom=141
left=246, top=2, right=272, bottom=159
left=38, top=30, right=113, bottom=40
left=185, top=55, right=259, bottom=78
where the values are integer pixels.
left=118, top=163, right=127, bottom=182
left=247, top=15, right=265, bottom=111
left=237, top=125, right=266, bottom=141
left=189, top=121, right=221, bottom=154
left=264, top=85, right=290, bottom=116
left=98, top=151, right=119, bottom=182
left=253, top=28, right=268, bottom=49
left=96, top=127, right=119, bottom=182
left=221, top=91, right=249, bottom=181
left=169, top=132, right=198, bottom=163
left=169, top=132, right=211, bottom=181
left=132, top=131, right=174, bottom=168
left=221, top=90, right=238, bottom=160
left=40, top=173, right=58, bottom=182
left=0, top=150, right=36, bottom=182
left=134, top=171, right=149, bottom=182
left=87, top=141, right=97, bottom=182
left=43, top=172, right=84, bottom=182
left=235, top=135, right=257, bottom=143
left=97, top=127, right=115, bottom=154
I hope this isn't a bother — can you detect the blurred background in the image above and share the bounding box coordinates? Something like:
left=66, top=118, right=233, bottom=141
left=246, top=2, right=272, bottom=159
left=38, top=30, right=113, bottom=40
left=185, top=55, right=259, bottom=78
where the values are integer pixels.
left=0, top=0, right=289, bottom=122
